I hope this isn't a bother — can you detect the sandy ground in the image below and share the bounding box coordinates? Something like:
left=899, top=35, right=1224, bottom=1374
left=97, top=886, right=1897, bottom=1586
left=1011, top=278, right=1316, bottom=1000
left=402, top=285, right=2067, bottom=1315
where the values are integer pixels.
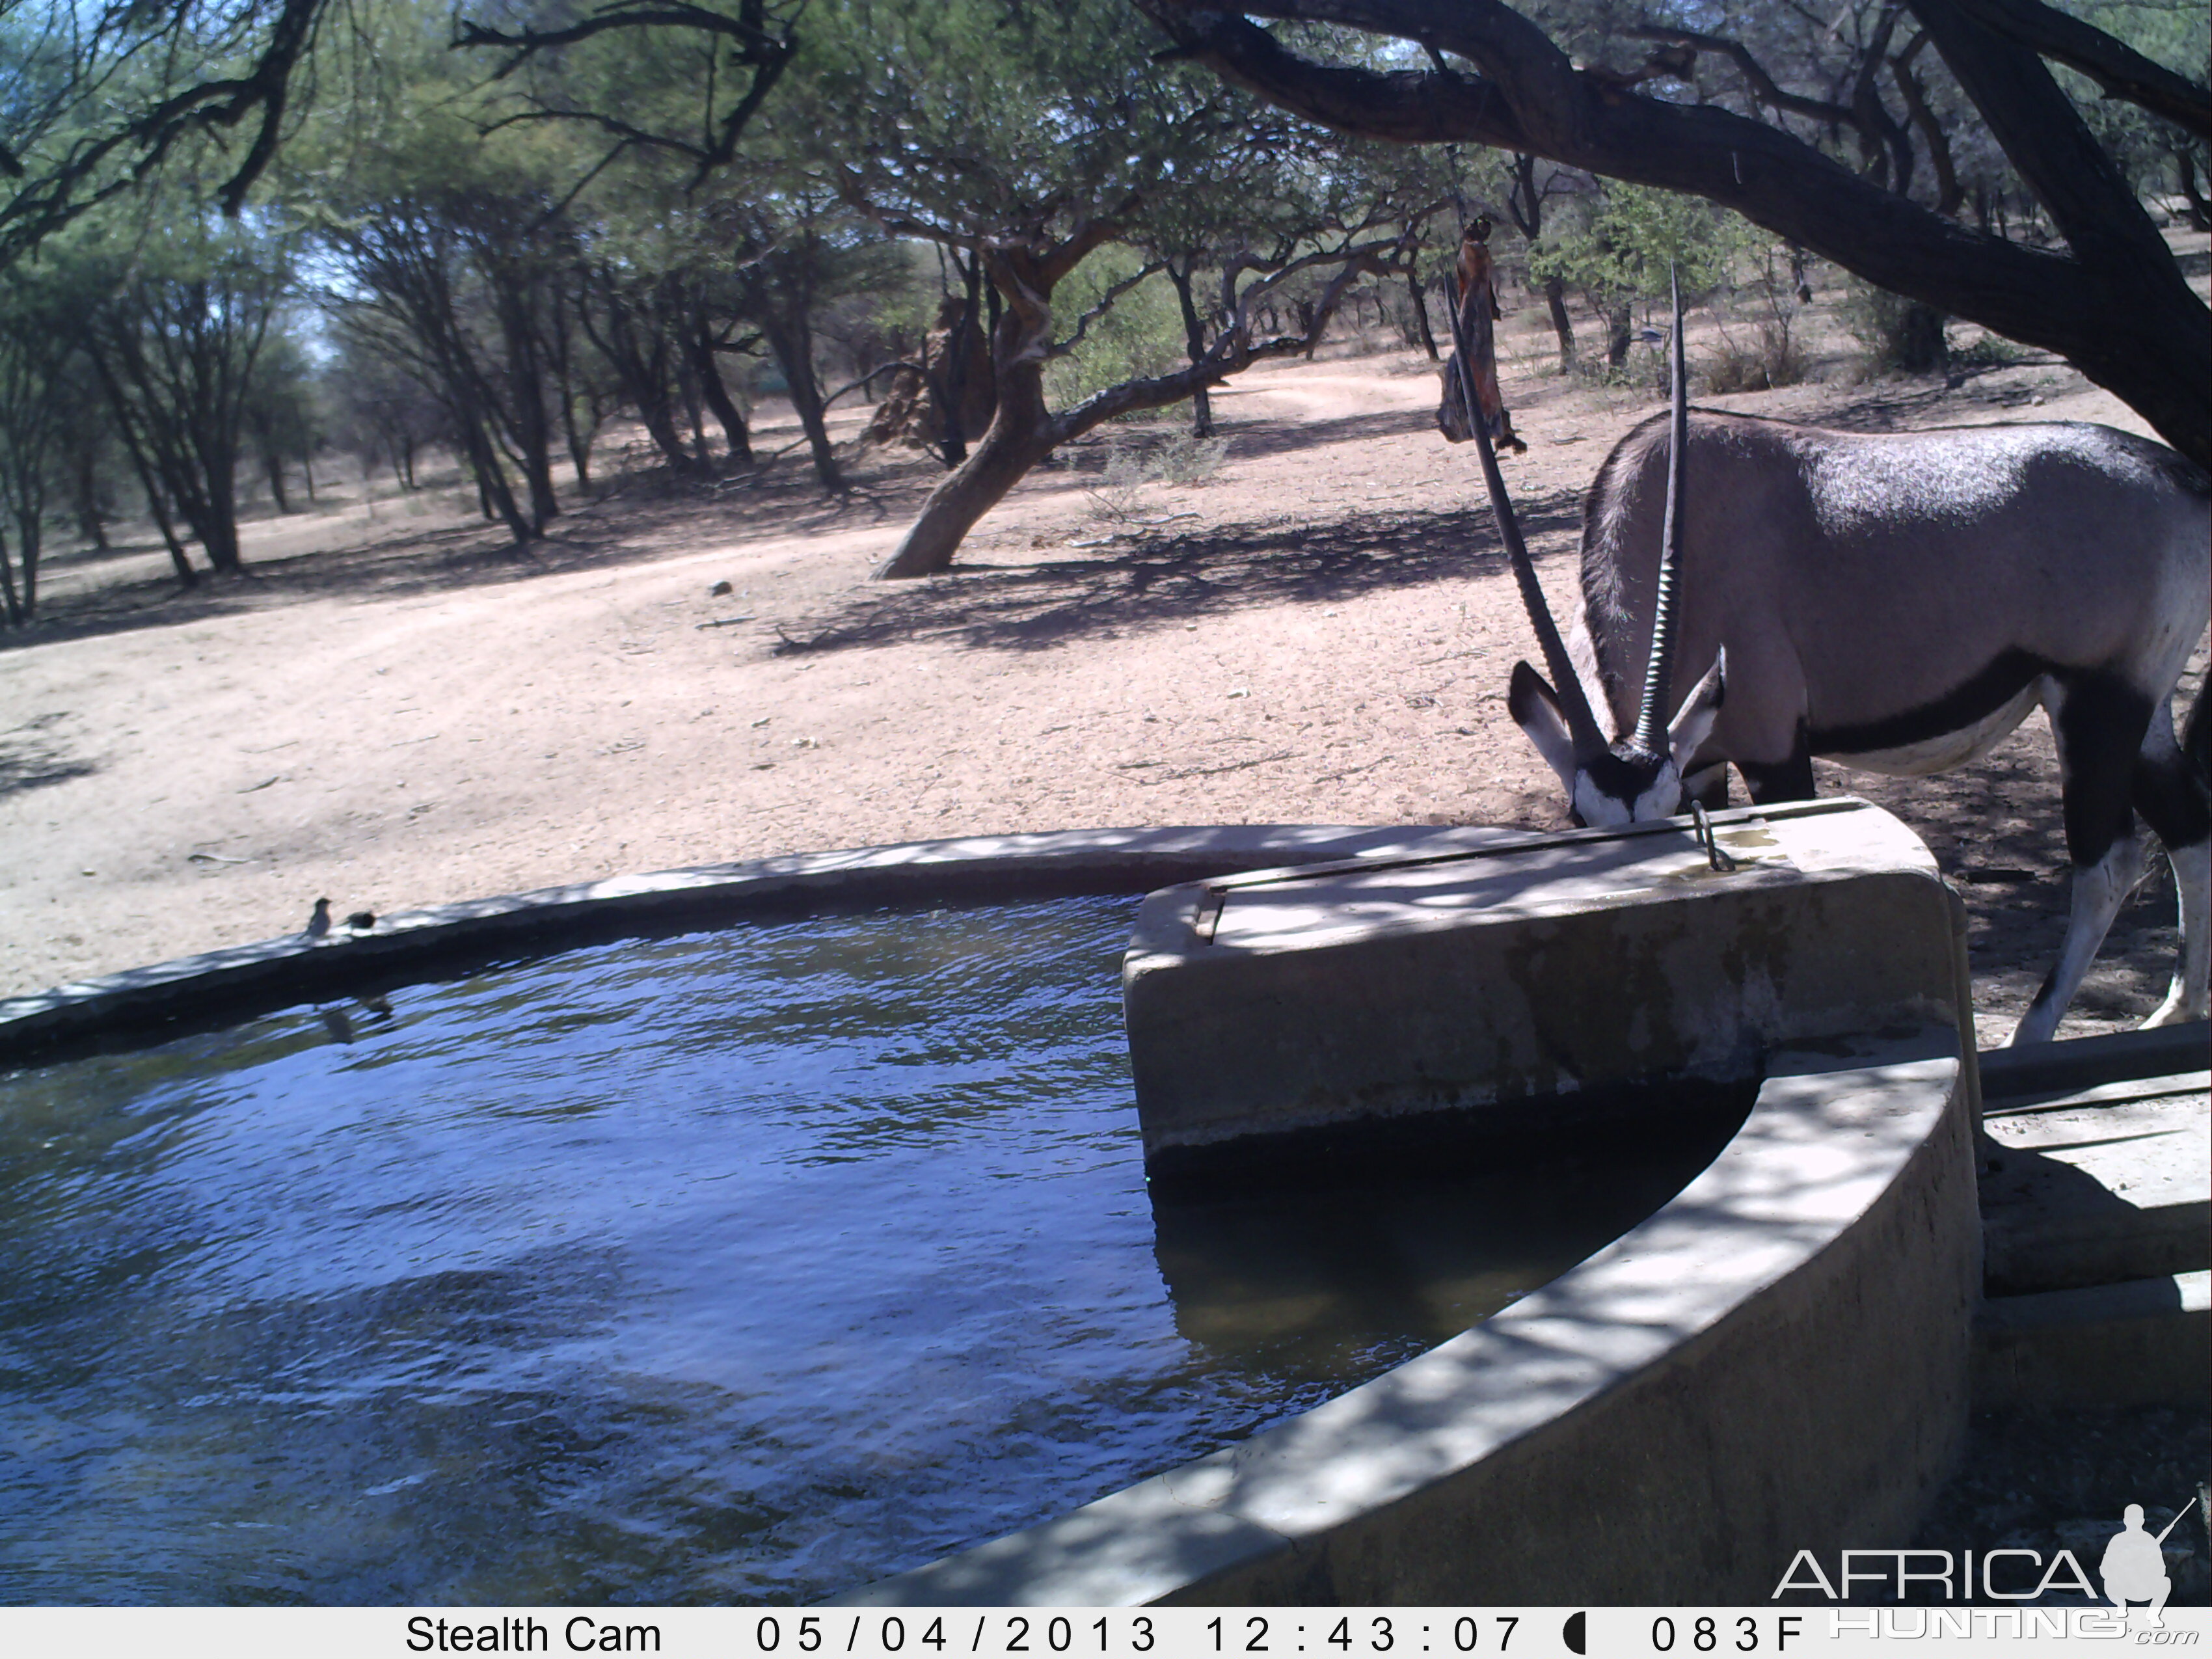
left=1, top=313, right=2204, bottom=1050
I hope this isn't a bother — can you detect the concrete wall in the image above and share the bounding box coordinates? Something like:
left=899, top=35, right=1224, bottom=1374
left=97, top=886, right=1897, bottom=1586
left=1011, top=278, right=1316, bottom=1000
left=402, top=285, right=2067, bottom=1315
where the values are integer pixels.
left=1124, top=800, right=1962, bottom=1180
left=850, top=1032, right=1979, bottom=1605
left=851, top=800, right=1985, bottom=1604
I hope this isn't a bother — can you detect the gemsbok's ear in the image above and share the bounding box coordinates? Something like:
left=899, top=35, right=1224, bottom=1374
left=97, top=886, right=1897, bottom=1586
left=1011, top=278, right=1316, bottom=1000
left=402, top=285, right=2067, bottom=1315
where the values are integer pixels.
left=1508, top=660, right=1579, bottom=789
left=1667, top=649, right=1727, bottom=770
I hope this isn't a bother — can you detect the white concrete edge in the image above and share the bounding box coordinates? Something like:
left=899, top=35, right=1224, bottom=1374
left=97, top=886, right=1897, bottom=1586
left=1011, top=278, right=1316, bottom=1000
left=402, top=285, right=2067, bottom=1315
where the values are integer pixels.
left=841, top=1027, right=1965, bottom=1607
left=0, top=823, right=1529, bottom=1057
left=1980, top=1269, right=2212, bottom=1329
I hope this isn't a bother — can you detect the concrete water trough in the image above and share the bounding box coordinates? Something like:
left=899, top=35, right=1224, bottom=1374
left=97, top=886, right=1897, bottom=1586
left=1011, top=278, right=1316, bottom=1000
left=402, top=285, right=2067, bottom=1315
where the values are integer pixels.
left=2, top=802, right=1989, bottom=1604
left=855, top=797, right=1987, bottom=1604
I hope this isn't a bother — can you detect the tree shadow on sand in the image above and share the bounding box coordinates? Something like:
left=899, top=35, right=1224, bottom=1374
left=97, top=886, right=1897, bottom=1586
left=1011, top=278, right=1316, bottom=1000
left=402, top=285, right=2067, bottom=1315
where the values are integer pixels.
left=764, top=490, right=1584, bottom=658
left=0, top=462, right=951, bottom=654
left=0, top=714, right=97, bottom=798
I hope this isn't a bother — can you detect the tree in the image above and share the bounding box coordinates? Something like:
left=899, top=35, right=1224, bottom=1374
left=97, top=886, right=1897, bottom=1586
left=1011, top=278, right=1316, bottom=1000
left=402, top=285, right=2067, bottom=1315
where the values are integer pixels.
left=1527, top=180, right=1745, bottom=370
left=1503, top=151, right=1580, bottom=371
left=1136, top=0, right=2212, bottom=469
left=328, top=201, right=548, bottom=543
left=70, top=211, right=293, bottom=574
left=779, top=0, right=1435, bottom=577
left=0, top=269, right=72, bottom=621
left=0, top=0, right=325, bottom=271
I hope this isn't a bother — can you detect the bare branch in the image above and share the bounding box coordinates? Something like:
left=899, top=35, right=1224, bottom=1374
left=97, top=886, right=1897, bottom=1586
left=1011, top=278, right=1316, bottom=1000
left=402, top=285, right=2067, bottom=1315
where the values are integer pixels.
left=1047, top=261, right=1168, bottom=359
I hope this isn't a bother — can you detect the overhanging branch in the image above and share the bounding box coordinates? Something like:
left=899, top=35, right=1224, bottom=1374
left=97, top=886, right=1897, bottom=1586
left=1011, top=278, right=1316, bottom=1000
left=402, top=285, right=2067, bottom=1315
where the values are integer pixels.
left=1949, top=0, right=2212, bottom=141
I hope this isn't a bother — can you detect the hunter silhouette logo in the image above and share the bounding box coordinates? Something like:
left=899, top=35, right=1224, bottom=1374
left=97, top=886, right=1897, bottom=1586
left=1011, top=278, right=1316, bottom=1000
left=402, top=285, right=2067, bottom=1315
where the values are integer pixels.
left=1772, top=1497, right=2196, bottom=1606
left=2100, top=1504, right=2184, bottom=1626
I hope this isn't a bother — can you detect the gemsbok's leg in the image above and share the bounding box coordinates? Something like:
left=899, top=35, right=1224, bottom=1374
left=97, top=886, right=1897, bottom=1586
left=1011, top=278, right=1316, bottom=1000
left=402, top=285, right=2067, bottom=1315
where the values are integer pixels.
left=2012, top=674, right=2155, bottom=1045
left=2130, top=702, right=2211, bottom=1029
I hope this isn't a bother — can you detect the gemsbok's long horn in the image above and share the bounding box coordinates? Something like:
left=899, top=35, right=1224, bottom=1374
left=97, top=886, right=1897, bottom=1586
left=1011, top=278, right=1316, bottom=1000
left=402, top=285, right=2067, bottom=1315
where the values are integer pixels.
left=1630, top=265, right=1690, bottom=757
left=1446, top=265, right=1608, bottom=760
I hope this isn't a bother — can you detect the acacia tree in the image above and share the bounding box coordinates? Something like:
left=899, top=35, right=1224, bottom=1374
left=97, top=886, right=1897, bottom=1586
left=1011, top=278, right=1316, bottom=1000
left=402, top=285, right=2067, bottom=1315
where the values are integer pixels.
left=0, top=0, right=325, bottom=271
left=1136, top=0, right=2212, bottom=469
left=783, top=0, right=1431, bottom=578
left=70, top=212, right=292, bottom=574
left=0, top=269, right=72, bottom=621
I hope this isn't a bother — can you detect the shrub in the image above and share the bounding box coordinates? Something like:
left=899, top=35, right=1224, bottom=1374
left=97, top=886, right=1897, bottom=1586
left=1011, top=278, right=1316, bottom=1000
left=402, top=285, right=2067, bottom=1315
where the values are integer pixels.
left=1084, top=431, right=1229, bottom=520
left=1952, top=332, right=2028, bottom=369
left=1842, top=278, right=1949, bottom=373
left=1703, top=320, right=1809, bottom=393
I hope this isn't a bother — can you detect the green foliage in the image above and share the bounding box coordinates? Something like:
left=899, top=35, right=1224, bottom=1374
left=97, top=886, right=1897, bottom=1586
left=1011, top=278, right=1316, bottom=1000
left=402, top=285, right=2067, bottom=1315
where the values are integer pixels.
left=1527, top=182, right=1747, bottom=316
left=1841, top=275, right=1950, bottom=375
left=1044, top=254, right=1186, bottom=408
left=1953, top=332, right=2029, bottom=370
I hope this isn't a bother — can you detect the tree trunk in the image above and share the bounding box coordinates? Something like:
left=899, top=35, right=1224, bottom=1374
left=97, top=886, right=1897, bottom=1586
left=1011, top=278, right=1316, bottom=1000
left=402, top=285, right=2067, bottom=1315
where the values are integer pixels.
left=579, top=280, right=706, bottom=479
left=134, top=463, right=199, bottom=587
left=936, top=256, right=986, bottom=467
left=2176, top=148, right=2211, bottom=232
left=1409, top=269, right=1440, bottom=361
left=1166, top=262, right=1217, bottom=437
left=761, top=312, right=844, bottom=492
left=634, top=380, right=702, bottom=477
left=1896, top=301, right=1950, bottom=371
left=691, top=324, right=755, bottom=466
left=875, top=234, right=1388, bottom=579
left=0, top=523, right=21, bottom=625
left=8, top=511, right=38, bottom=619
left=72, top=450, right=107, bottom=549
left=875, top=379, right=1052, bottom=578
left=454, top=401, right=533, bottom=545
left=195, top=471, right=244, bottom=573
left=1543, top=276, right=1577, bottom=371
left=1604, top=301, right=1633, bottom=370
left=561, top=398, right=592, bottom=491
left=878, top=267, right=1060, bottom=578
left=263, top=444, right=290, bottom=513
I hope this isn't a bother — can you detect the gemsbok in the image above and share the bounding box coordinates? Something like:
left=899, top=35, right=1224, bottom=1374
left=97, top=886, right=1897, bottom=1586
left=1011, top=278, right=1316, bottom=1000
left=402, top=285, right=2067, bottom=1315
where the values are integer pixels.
left=1441, top=274, right=2210, bottom=1045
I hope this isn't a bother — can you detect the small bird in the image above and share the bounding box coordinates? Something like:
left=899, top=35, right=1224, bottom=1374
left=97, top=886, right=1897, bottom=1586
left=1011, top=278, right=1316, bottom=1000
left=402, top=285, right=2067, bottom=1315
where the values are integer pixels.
left=317, top=1006, right=356, bottom=1044
left=304, top=898, right=332, bottom=939
left=359, top=993, right=394, bottom=1019
left=346, top=910, right=376, bottom=931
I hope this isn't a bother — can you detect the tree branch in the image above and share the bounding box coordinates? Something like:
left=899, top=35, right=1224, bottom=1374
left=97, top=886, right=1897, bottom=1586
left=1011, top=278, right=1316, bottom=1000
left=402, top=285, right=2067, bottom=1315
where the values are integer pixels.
left=1134, top=0, right=2211, bottom=468
left=1948, top=0, right=2212, bottom=141
left=1047, top=260, right=1168, bottom=359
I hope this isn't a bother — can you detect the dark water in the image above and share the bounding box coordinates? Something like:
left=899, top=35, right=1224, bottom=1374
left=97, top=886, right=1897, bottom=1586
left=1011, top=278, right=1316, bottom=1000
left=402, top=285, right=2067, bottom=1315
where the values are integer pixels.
left=0, top=897, right=1732, bottom=1604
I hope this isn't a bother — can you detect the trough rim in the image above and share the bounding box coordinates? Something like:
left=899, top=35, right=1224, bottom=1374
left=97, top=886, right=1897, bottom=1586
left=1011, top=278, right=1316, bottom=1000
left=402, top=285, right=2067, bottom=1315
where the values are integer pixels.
left=0, top=821, right=1537, bottom=1064
left=844, top=1028, right=1975, bottom=1606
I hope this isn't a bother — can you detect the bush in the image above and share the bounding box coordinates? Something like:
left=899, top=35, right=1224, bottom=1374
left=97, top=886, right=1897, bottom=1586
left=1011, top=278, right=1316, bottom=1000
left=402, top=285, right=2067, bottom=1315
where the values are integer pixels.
left=1952, top=332, right=2028, bottom=369
left=1842, top=278, right=1949, bottom=373
left=1149, top=429, right=1228, bottom=485
left=1084, top=431, right=1229, bottom=520
left=1703, top=320, right=1809, bottom=392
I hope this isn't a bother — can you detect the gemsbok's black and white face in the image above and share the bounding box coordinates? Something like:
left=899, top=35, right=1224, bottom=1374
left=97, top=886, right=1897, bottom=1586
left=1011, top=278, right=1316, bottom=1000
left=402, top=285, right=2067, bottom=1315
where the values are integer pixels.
left=1444, top=265, right=1726, bottom=831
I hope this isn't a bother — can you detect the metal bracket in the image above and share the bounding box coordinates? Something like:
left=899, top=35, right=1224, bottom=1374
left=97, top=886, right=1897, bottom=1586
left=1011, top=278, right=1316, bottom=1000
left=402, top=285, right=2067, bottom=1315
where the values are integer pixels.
left=1692, top=801, right=1740, bottom=872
